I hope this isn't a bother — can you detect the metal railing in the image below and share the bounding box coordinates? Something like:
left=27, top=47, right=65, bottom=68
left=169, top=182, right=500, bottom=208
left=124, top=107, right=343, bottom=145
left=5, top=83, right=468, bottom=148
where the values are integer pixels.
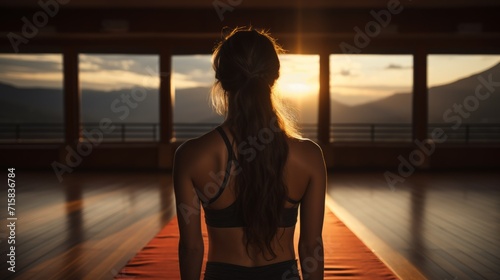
left=330, top=123, right=412, bottom=143
left=1, top=122, right=499, bottom=143
left=0, top=123, right=65, bottom=143
left=329, top=123, right=500, bottom=143
left=0, top=123, right=160, bottom=143
left=83, top=122, right=159, bottom=142
left=428, top=123, right=500, bottom=143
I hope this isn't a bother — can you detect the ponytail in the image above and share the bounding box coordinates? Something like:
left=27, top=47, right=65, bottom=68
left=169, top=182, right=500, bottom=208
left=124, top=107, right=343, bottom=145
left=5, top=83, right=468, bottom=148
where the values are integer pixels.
left=211, top=27, right=298, bottom=259
left=233, top=76, right=274, bottom=137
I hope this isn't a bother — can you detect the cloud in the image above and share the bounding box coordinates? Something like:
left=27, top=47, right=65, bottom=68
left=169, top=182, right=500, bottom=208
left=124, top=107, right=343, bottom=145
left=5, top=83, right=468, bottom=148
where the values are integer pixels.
left=0, top=54, right=63, bottom=88
left=77, top=54, right=162, bottom=90
left=340, top=69, right=352, bottom=76
left=80, top=69, right=160, bottom=91
left=173, top=55, right=212, bottom=74
left=0, top=53, right=213, bottom=91
left=385, top=63, right=412, bottom=70
left=0, top=54, right=62, bottom=74
left=331, top=69, right=358, bottom=77
left=0, top=54, right=162, bottom=90
left=79, top=54, right=159, bottom=75
left=172, top=55, right=214, bottom=89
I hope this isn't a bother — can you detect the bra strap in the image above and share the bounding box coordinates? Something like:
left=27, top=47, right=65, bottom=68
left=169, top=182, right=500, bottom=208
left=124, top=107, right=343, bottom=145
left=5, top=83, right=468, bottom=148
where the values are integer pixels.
left=286, top=196, right=301, bottom=204
left=216, top=126, right=234, bottom=160
left=205, top=127, right=234, bottom=205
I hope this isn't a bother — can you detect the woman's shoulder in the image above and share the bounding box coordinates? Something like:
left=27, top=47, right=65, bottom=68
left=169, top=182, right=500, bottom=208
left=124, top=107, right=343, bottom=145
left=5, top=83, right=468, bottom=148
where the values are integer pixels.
left=288, top=136, right=323, bottom=155
left=174, top=128, right=220, bottom=165
left=287, top=136, right=325, bottom=166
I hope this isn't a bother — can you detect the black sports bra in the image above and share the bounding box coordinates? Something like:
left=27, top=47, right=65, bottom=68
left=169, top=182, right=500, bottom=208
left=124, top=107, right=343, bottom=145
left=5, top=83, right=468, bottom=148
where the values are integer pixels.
left=201, top=126, right=300, bottom=228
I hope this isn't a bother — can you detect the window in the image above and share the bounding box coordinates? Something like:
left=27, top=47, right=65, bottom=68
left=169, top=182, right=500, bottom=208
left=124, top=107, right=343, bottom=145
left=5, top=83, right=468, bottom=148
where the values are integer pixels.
left=79, top=54, right=160, bottom=142
left=172, top=55, right=221, bottom=141
left=0, top=54, right=64, bottom=142
left=172, top=54, right=320, bottom=141
left=330, top=54, right=413, bottom=142
left=428, top=55, right=500, bottom=143
left=277, top=54, right=319, bottom=140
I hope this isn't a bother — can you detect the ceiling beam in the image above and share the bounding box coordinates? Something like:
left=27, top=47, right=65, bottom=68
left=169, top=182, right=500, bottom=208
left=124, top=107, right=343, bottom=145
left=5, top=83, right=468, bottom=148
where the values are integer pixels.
left=2, top=0, right=500, bottom=9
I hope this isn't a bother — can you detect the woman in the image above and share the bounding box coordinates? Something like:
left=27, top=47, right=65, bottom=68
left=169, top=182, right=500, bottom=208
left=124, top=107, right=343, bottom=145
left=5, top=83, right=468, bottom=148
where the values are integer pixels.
left=174, top=27, right=326, bottom=280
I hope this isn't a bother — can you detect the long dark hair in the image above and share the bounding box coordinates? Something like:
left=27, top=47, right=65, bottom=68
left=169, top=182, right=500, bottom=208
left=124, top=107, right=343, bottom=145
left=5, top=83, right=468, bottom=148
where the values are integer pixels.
left=211, top=27, right=299, bottom=259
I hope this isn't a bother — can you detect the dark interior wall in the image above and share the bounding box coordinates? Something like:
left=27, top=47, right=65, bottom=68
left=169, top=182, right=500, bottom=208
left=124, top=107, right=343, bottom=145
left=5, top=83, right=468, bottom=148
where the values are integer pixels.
left=2, top=144, right=499, bottom=172
left=0, top=4, right=499, bottom=170
left=1, top=6, right=500, bottom=52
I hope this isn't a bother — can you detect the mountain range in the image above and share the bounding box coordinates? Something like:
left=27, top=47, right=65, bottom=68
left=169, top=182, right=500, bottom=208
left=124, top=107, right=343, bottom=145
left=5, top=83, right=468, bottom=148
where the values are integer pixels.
left=0, top=63, right=499, bottom=124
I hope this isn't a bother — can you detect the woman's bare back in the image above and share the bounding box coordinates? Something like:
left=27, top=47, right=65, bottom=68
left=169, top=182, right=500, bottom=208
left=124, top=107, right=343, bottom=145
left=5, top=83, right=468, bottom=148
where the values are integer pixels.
left=175, top=125, right=326, bottom=267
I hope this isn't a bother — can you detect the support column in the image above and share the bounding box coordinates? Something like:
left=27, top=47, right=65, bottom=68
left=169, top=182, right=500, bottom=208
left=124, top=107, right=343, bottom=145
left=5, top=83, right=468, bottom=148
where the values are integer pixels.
left=158, top=50, right=173, bottom=169
left=412, top=47, right=428, bottom=142
left=159, top=50, right=173, bottom=144
left=63, top=48, right=80, bottom=146
left=317, top=52, right=331, bottom=144
left=412, top=47, right=431, bottom=169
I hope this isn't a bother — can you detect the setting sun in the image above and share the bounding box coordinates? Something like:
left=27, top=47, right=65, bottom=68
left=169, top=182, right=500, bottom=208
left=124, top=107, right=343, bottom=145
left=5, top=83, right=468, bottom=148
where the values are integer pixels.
left=276, top=80, right=317, bottom=98
left=275, top=54, right=320, bottom=99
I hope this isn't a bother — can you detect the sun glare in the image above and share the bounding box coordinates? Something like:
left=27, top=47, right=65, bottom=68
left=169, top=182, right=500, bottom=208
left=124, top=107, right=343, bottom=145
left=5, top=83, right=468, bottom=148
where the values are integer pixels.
left=276, top=81, right=317, bottom=98
left=275, top=54, right=319, bottom=100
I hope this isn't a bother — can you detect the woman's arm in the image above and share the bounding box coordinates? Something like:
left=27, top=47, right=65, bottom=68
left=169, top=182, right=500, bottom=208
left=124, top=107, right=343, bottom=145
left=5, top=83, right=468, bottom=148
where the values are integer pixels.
left=298, top=141, right=326, bottom=280
left=173, top=141, right=204, bottom=280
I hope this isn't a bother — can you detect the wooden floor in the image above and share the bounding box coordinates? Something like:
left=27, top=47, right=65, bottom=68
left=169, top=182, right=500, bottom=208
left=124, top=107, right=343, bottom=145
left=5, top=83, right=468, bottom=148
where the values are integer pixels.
left=0, top=171, right=176, bottom=280
left=328, top=171, right=500, bottom=280
left=0, top=170, right=498, bottom=279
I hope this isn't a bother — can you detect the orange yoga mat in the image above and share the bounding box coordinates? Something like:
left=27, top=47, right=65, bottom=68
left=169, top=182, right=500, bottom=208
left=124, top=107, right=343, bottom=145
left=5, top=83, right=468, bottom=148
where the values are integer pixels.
left=115, top=208, right=398, bottom=279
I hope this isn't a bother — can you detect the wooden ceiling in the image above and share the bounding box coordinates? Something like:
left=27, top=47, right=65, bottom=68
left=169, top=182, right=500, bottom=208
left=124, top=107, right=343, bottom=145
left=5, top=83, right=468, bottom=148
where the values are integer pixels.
left=2, top=0, right=500, bottom=9
left=1, top=0, right=499, bottom=54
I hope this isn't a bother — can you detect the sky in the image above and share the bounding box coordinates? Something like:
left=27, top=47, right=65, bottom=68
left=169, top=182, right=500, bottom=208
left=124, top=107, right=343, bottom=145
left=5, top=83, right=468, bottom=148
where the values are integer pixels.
left=0, top=54, right=64, bottom=89
left=0, top=53, right=499, bottom=106
left=427, top=55, right=500, bottom=86
left=79, top=54, right=160, bottom=91
left=330, top=54, right=413, bottom=105
left=171, top=54, right=319, bottom=123
left=172, top=54, right=319, bottom=96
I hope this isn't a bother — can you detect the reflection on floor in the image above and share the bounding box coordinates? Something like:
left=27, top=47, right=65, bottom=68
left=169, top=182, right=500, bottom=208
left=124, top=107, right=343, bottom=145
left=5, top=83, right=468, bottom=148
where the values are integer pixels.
left=0, top=171, right=175, bottom=280
left=1, top=171, right=499, bottom=280
left=328, top=171, right=500, bottom=280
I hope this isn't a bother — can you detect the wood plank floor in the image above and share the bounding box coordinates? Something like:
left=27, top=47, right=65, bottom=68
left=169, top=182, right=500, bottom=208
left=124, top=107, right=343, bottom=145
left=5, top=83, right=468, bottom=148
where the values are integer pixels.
left=327, top=171, right=500, bottom=280
left=0, top=170, right=498, bottom=279
left=0, top=171, right=176, bottom=280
